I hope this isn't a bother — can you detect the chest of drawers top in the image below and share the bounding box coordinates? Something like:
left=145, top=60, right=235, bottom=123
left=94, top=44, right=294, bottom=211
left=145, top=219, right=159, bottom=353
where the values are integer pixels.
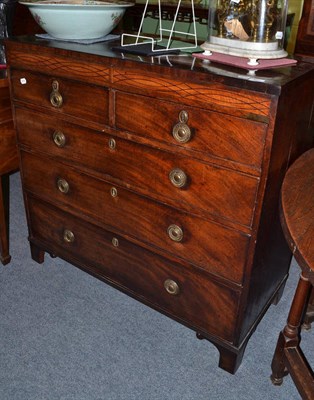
left=6, top=36, right=313, bottom=86
left=6, top=36, right=313, bottom=112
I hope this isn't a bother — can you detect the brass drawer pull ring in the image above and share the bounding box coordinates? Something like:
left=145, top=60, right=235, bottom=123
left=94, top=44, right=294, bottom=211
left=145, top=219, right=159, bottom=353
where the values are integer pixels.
left=63, top=229, right=75, bottom=243
left=169, top=168, right=187, bottom=188
left=164, top=279, right=180, bottom=296
left=50, top=80, right=63, bottom=108
left=57, top=178, right=70, bottom=194
left=172, top=110, right=191, bottom=144
left=167, top=224, right=183, bottom=242
left=53, top=131, right=66, bottom=148
left=172, top=123, right=192, bottom=144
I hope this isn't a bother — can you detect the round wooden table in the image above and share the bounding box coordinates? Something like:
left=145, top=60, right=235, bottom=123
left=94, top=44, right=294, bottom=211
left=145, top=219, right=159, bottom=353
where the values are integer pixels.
left=271, top=148, right=314, bottom=399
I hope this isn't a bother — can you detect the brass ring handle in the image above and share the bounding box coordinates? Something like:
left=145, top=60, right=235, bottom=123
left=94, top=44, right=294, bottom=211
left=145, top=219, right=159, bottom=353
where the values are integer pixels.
left=164, top=279, right=180, bottom=296
left=169, top=168, right=188, bottom=188
left=50, top=80, right=63, bottom=108
left=172, top=122, right=191, bottom=144
left=63, top=229, right=75, bottom=243
left=167, top=224, right=183, bottom=242
left=57, top=178, right=69, bottom=194
left=53, top=131, right=66, bottom=148
left=50, top=92, right=63, bottom=108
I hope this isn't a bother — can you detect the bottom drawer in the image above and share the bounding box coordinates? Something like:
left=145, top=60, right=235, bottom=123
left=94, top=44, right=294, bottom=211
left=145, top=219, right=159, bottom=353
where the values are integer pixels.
left=27, top=196, right=241, bottom=343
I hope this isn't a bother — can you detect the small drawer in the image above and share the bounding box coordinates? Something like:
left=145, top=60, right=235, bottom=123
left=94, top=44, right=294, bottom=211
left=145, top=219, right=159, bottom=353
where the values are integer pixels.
left=11, top=69, right=109, bottom=125
left=21, top=151, right=250, bottom=284
left=15, top=107, right=107, bottom=169
left=27, top=196, right=241, bottom=342
left=115, top=91, right=267, bottom=169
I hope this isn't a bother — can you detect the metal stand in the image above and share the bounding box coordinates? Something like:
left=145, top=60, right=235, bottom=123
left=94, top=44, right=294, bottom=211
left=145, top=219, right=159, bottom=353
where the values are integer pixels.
left=121, top=0, right=198, bottom=53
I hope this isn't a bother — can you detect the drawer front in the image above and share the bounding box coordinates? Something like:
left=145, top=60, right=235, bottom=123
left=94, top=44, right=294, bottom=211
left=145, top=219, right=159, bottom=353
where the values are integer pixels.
left=15, top=107, right=108, bottom=169
left=115, top=91, right=267, bottom=169
left=94, top=135, right=258, bottom=227
left=27, top=196, right=240, bottom=342
left=11, top=69, right=109, bottom=125
left=112, top=67, right=272, bottom=120
left=21, top=151, right=250, bottom=283
left=15, top=109, right=259, bottom=227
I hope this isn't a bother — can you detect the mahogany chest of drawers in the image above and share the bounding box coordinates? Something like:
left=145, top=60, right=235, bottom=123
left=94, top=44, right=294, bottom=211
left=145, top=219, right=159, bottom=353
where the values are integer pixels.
left=5, top=36, right=314, bottom=374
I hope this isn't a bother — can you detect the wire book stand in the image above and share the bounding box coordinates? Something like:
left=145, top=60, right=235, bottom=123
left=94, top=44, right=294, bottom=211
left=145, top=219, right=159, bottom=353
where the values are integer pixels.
left=121, top=0, right=198, bottom=52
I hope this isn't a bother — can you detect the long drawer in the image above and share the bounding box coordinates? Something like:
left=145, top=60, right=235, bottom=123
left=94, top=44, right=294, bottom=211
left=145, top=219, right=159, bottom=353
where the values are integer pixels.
left=27, top=195, right=241, bottom=342
left=16, top=108, right=259, bottom=228
left=115, top=91, right=267, bottom=169
left=10, top=69, right=109, bottom=125
left=21, top=150, right=250, bottom=284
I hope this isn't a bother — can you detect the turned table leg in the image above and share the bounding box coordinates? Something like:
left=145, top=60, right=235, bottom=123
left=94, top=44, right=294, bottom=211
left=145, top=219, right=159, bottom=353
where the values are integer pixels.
left=0, top=174, right=11, bottom=265
left=302, top=288, right=314, bottom=331
left=271, top=273, right=314, bottom=399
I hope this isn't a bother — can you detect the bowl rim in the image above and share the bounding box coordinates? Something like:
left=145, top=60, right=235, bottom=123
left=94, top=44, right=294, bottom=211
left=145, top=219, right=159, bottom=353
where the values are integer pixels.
left=19, top=0, right=134, bottom=7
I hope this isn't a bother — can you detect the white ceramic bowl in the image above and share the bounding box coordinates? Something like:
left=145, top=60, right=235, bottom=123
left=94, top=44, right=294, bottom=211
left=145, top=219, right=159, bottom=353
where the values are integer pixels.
left=19, top=0, right=134, bottom=40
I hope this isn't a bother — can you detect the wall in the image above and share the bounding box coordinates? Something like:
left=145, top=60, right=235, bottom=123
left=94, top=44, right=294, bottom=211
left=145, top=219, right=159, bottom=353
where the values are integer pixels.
left=287, top=0, right=304, bottom=53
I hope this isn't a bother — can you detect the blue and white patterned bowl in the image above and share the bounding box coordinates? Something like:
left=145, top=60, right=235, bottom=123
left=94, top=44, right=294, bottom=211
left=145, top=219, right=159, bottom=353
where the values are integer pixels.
left=19, top=0, right=134, bottom=40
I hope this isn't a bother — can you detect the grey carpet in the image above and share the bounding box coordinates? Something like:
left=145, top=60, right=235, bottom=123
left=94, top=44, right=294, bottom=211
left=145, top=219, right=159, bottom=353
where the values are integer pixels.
left=0, top=172, right=312, bottom=400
